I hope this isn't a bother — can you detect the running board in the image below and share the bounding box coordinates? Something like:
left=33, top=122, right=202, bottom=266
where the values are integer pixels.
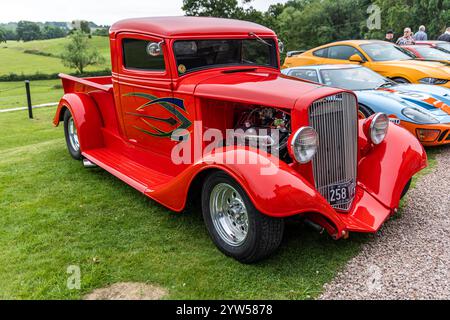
left=82, top=148, right=173, bottom=194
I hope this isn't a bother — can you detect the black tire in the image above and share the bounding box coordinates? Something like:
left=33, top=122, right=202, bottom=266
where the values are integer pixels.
left=391, top=77, right=410, bottom=84
left=401, top=179, right=412, bottom=199
left=358, top=104, right=374, bottom=118
left=201, top=171, right=284, bottom=263
left=63, top=109, right=82, bottom=160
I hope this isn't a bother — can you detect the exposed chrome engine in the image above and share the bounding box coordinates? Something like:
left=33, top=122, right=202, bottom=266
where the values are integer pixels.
left=230, top=107, right=291, bottom=161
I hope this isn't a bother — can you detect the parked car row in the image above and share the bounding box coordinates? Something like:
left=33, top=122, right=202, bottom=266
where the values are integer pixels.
left=55, top=17, right=431, bottom=263
left=282, top=40, right=450, bottom=146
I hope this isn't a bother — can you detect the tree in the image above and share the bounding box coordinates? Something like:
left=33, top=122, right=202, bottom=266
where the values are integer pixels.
left=42, top=25, right=66, bottom=39
left=182, top=0, right=243, bottom=18
left=16, top=21, right=42, bottom=41
left=61, top=30, right=105, bottom=74
left=80, top=21, right=91, bottom=34
left=0, top=28, right=6, bottom=44
left=371, top=0, right=450, bottom=40
left=93, top=28, right=109, bottom=37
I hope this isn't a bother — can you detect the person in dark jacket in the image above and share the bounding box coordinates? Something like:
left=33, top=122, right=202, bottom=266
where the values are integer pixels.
left=385, top=30, right=395, bottom=43
left=437, top=27, right=450, bottom=42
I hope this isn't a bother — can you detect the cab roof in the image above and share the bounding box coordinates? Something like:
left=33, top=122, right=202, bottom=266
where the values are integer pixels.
left=110, top=16, right=276, bottom=38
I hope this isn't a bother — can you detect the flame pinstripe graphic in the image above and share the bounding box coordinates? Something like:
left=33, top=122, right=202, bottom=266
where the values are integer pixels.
left=124, top=92, right=192, bottom=138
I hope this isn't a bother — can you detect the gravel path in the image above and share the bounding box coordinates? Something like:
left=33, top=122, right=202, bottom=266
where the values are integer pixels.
left=319, top=147, right=450, bottom=300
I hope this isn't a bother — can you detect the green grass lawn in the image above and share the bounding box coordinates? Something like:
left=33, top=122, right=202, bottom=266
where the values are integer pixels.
left=0, top=80, right=63, bottom=110
left=0, top=108, right=366, bottom=299
left=0, top=37, right=111, bottom=76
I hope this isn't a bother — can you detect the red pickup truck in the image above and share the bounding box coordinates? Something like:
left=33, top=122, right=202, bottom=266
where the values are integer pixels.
left=53, top=17, right=427, bottom=263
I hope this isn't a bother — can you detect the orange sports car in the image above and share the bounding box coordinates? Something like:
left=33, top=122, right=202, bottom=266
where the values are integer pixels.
left=283, top=40, right=450, bottom=88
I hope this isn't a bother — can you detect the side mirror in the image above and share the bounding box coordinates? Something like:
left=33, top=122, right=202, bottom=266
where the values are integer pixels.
left=147, top=41, right=164, bottom=57
left=278, top=40, right=285, bottom=54
left=349, top=54, right=364, bottom=63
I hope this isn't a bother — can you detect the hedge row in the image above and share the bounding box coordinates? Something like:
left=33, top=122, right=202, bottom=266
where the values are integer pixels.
left=0, top=69, right=112, bottom=82
left=23, top=49, right=58, bottom=58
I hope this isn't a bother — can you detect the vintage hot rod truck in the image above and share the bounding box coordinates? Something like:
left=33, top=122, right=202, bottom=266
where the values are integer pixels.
left=53, top=17, right=427, bottom=263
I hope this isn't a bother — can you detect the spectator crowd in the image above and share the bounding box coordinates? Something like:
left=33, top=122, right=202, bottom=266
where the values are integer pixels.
left=384, top=26, right=450, bottom=44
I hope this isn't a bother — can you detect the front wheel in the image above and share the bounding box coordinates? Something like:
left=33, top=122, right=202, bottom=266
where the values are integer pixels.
left=201, top=171, right=284, bottom=263
left=401, top=179, right=412, bottom=199
left=63, top=109, right=82, bottom=160
left=358, top=104, right=374, bottom=119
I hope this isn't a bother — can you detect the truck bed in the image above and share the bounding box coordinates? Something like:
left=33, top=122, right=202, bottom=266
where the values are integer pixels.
left=59, top=73, right=113, bottom=94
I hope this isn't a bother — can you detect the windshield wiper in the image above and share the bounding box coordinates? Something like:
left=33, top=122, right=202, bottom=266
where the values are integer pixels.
left=248, top=32, right=272, bottom=47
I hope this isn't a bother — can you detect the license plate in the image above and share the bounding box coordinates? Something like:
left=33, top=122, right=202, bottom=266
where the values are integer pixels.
left=328, top=180, right=354, bottom=206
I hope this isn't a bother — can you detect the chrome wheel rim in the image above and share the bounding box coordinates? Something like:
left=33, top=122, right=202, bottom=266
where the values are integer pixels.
left=210, top=183, right=249, bottom=247
left=68, top=117, right=80, bottom=152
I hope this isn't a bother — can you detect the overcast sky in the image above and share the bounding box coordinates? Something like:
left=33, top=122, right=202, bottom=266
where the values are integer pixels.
left=1, top=0, right=288, bottom=25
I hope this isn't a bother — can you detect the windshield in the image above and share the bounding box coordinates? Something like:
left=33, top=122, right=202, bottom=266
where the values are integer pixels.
left=173, top=38, right=278, bottom=75
left=320, top=67, right=393, bottom=90
left=361, top=43, right=414, bottom=61
left=414, top=46, right=450, bottom=60
left=437, top=43, right=450, bottom=53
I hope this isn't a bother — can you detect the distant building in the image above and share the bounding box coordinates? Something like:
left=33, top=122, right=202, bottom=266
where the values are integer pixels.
left=69, top=20, right=101, bottom=32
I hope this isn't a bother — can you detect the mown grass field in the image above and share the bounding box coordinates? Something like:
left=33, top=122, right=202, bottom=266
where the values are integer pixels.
left=0, top=37, right=110, bottom=110
left=0, top=107, right=369, bottom=299
left=0, top=80, right=62, bottom=110
left=0, top=36, right=110, bottom=76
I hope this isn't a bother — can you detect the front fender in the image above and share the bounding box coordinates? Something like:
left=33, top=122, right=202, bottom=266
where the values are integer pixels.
left=358, top=122, right=427, bottom=209
left=54, top=93, right=104, bottom=151
left=148, top=147, right=345, bottom=232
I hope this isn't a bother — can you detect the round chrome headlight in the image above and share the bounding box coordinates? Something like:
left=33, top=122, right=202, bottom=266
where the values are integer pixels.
left=291, top=126, right=318, bottom=164
left=370, top=113, right=389, bottom=145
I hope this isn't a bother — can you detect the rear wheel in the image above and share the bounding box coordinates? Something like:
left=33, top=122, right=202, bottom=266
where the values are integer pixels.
left=63, top=109, right=82, bottom=160
left=201, top=171, right=284, bottom=263
left=391, top=77, right=410, bottom=84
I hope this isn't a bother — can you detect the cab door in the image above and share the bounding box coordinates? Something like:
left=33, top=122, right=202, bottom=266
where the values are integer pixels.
left=116, top=33, right=185, bottom=159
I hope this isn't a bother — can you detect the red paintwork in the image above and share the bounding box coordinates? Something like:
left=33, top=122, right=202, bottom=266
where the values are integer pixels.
left=53, top=17, right=427, bottom=239
left=402, top=45, right=424, bottom=59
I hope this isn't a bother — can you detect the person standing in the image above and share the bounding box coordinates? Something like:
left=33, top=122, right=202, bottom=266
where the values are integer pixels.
left=396, top=28, right=416, bottom=45
left=413, top=25, right=427, bottom=41
left=385, top=30, right=395, bottom=43
left=437, top=27, right=450, bottom=42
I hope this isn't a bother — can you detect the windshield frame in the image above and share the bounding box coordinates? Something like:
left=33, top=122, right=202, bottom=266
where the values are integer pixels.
left=319, top=66, right=395, bottom=91
left=172, top=37, right=280, bottom=76
left=360, top=43, right=415, bottom=61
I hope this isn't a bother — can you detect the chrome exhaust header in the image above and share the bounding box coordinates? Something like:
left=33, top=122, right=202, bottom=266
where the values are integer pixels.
left=82, top=158, right=97, bottom=168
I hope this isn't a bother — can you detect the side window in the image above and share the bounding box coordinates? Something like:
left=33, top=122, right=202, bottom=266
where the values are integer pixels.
left=313, top=48, right=328, bottom=58
left=289, top=69, right=319, bottom=83
left=122, top=38, right=165, bottom=71
left=328, top=45, right=364, bottom=60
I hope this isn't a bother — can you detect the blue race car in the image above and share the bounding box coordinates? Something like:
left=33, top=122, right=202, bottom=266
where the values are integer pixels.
left=282, top=64, right=450, bottom=146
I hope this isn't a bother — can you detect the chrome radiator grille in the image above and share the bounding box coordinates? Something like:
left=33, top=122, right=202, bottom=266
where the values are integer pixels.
left=308, top=93, right=358, bottom=211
